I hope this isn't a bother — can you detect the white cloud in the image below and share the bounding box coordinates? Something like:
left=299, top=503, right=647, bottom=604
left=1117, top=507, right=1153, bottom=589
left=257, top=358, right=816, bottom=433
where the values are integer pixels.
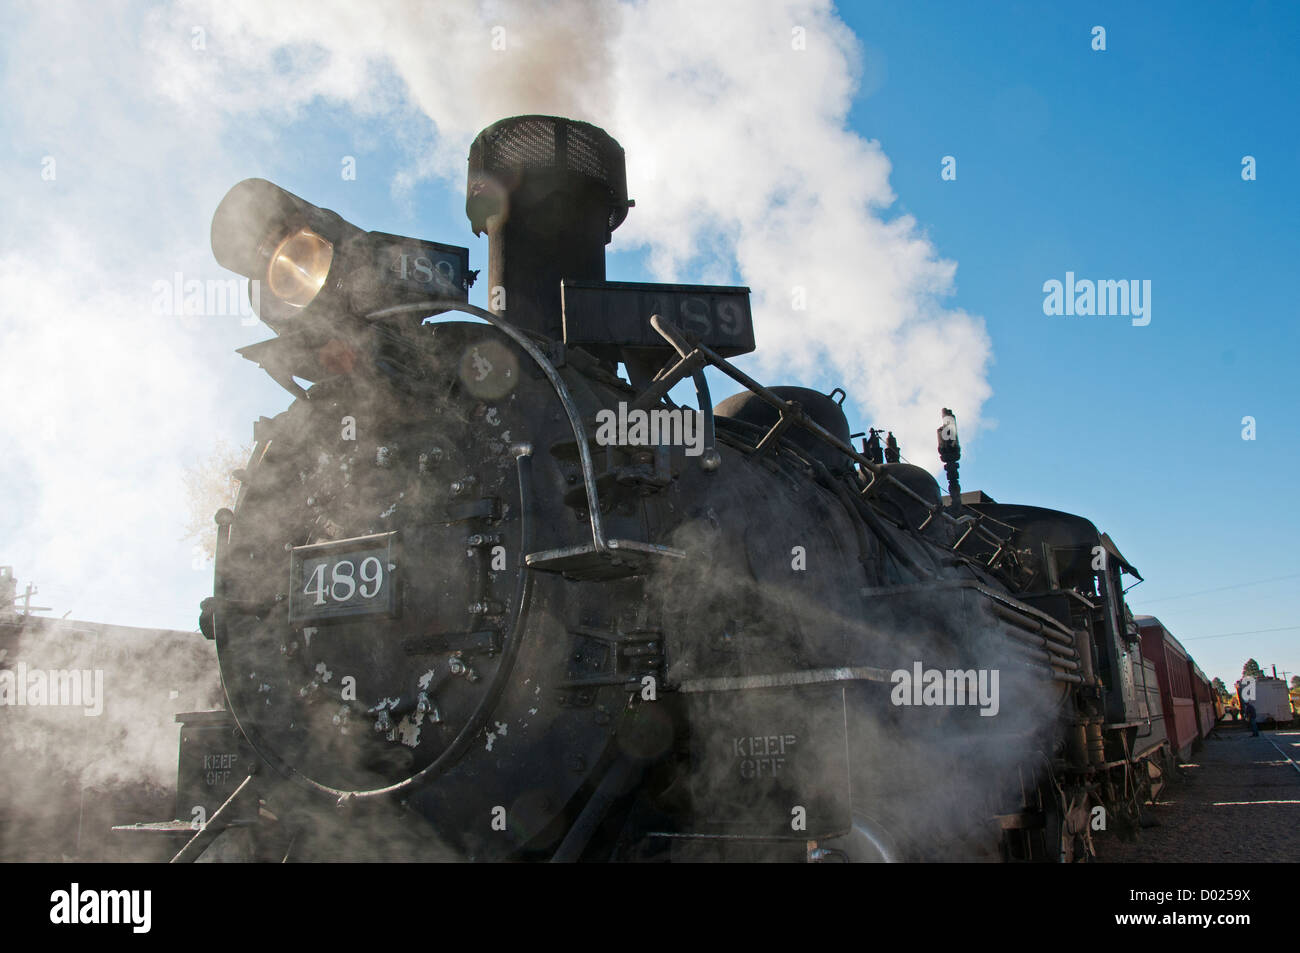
left=0, top=227, right=234, bottom=627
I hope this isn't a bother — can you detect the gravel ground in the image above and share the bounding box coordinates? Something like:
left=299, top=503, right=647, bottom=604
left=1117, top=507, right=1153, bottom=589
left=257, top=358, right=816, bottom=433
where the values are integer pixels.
left=1097, top=722, right=1300, bottom=863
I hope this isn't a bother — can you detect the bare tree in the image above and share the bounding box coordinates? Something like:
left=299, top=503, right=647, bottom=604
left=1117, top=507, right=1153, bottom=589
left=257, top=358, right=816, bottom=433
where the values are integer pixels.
left=181, top=438, right=253, bottom=560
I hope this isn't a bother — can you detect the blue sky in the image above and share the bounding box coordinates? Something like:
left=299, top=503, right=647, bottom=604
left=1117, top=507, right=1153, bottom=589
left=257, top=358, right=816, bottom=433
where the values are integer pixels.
left=827, top=0, right=1300, bottom=686
left=0, top=1, right=1294, bottom=689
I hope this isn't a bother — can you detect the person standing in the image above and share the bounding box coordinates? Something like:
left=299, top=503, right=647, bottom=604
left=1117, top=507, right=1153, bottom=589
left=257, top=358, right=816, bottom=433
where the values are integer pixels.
left=1244, top=699, right=1259, bottom=737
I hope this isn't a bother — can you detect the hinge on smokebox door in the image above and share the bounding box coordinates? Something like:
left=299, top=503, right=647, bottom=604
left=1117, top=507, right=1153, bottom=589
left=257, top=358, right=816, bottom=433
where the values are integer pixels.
left=557, top=628, right=664, bottom=708
left=525, top=437, right=685, bottom=582
left=556, top=438, right=674, bottom=505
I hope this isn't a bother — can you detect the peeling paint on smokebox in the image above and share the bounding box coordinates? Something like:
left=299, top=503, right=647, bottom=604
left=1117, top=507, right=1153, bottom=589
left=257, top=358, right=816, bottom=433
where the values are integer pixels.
left=398, top=711, right=424, bottom=748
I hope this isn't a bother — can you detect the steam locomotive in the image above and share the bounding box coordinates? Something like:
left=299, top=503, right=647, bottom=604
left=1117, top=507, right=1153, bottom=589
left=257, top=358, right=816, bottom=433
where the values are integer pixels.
left=177, top=115, right=1195, bottom=862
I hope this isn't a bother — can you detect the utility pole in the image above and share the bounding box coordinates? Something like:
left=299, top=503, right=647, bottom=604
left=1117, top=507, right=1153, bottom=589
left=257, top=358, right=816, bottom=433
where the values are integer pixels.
left=8, top=580, right=52, bottom=619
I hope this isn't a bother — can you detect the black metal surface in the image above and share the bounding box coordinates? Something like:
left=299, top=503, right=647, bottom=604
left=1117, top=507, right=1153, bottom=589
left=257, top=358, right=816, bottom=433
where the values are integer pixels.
left=685, top=686, right=851, bottom=838
left=562, top=280, right=755, bottom=357
left=467, top=116, right=629, bottom=235
left=467, top=116, right=629, bottom=340
left=172, top=710, right=257, bottom=831
left=714, top=386, right=852, bottom=472
left=288, top=531, right=400, bottom=624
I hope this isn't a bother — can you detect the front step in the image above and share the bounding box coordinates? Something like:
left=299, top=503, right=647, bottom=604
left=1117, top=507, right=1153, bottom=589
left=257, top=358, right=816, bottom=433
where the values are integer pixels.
left=526, top=539, right=685, bottom=581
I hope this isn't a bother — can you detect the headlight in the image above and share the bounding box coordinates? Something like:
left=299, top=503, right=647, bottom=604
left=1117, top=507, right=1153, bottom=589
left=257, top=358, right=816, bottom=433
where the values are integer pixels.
left=267, top=227, right=334, bottom=307
left=211, top=178, right=471, bottom=334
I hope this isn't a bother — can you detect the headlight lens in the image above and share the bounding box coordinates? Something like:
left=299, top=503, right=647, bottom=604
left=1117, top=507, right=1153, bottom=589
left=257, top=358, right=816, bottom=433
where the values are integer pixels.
left=267, top=228, right=334, bottom=307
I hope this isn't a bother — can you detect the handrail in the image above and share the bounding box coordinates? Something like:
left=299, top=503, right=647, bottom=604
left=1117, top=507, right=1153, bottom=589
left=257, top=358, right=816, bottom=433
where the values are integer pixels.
left=643, top=333, right=1018, bottom=568
left=369, top=299, right=612, bottom=555
left=216, top=297, right=598, bottom=804
left=647, top=314, right=720, bottom=471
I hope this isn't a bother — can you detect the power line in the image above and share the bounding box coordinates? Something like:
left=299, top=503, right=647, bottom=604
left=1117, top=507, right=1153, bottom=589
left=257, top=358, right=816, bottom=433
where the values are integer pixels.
left=1181, top=625, right=1300, bottom=642
left=1132, top=571, right=1300, bottom=606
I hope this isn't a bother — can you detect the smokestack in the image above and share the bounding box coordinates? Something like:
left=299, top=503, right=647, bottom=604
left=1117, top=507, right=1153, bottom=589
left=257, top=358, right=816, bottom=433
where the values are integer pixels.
left=466, top=116, right=630, bottom=339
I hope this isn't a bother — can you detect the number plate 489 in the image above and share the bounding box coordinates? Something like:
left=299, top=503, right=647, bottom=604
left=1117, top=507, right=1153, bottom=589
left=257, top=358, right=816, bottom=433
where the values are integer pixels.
left=289, top=532, right=399, bottom=624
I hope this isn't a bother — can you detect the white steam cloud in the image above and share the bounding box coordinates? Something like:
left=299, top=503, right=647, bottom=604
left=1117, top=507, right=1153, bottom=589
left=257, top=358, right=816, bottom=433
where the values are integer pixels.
left=0, top=0, right=990, bottom=627
left=148, top=0, right=991, bottom=442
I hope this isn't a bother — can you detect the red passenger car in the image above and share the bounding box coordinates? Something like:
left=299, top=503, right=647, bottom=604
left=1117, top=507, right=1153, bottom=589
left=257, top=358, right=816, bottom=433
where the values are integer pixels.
left=1135, top=615, right=1216, bottom=761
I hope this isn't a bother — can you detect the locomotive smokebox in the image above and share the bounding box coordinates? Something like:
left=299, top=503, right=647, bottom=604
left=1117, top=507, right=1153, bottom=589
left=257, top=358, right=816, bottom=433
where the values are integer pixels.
left=467, top=116, right=630, bottom=339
